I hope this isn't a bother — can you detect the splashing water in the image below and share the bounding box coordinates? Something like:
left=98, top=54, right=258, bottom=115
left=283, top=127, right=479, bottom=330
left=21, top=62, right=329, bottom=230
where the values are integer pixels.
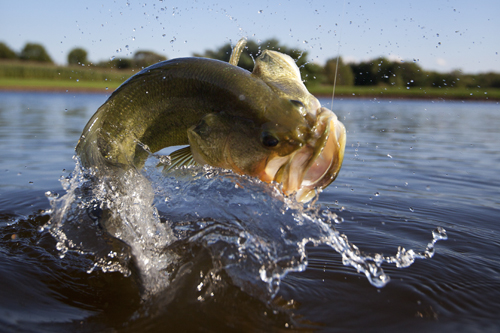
left=45, top=152, right=446, bottom=302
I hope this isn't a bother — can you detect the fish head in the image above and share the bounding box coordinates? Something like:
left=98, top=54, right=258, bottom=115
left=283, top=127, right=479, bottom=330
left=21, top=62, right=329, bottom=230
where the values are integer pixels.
left=187, top=96, right=346, bottom=202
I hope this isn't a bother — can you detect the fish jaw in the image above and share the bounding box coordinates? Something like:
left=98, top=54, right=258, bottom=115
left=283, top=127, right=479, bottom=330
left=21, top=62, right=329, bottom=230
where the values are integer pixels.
left=263, top=108, right=346, bottom=202
left=297, top=111, right=346, bottom=202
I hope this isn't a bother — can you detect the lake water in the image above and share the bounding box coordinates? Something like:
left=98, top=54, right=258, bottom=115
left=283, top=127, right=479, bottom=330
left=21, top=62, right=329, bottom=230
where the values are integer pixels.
left=0, top=91, right=499, bottom=332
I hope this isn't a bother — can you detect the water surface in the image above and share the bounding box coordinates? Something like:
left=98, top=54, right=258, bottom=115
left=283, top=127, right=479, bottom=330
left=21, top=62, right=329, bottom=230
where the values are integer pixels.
left=1, top=91, right=499, bottom=332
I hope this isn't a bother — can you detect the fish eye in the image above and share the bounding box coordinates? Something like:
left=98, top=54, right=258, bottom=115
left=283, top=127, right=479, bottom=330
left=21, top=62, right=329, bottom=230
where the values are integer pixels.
left=261, top=132, right=279, bottom=147
left=290, top=100, right=305, bottom=108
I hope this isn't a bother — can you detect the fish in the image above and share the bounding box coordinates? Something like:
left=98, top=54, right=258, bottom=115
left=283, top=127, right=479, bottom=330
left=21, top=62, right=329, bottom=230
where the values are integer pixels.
left=76, top=39, right=346, bottom=202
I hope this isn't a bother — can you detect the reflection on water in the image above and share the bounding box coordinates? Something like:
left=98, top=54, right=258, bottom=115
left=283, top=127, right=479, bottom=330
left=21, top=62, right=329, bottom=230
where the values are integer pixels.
left=0, top=92, right=499, bottom=331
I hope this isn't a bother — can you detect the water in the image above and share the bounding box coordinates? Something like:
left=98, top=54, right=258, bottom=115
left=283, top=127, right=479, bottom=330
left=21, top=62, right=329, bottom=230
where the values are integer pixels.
left=1, top=91, right=499, bottom=332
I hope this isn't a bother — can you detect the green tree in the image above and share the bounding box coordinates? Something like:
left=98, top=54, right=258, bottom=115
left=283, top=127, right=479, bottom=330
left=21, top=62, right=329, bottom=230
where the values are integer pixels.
left=398, top=61, right=425, bottom=87
left=133, top=50, right=167, bottom=68
left=19, top=43, right=53, bottom=63
left=371, top=57, right=400, bottom=86
left=350, top=61, right=377, bottom=86
left=0, top=42, right=17, bottom=59
left=68, top=47, right=88, bottom=65
left=424, top=71, right=465, bottom=88
left=475, top=72, right=500, bottom=88
left=112, top=58, right=133, bottom=69
left=324, top=57, right=354, bottom=86
left=193, top=42, right=236, bottom=66
left=349, top=58, right=425, bottom=87
left=301, top=62, right=326, bottom=86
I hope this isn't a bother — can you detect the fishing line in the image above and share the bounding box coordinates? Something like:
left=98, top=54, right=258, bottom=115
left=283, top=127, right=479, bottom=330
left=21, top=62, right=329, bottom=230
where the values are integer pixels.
left=332, top=0, right=347, bottom=108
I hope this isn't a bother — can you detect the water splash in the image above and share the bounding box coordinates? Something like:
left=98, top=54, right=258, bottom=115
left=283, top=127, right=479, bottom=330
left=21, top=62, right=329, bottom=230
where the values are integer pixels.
left=46, top=153, right=446, bottom=301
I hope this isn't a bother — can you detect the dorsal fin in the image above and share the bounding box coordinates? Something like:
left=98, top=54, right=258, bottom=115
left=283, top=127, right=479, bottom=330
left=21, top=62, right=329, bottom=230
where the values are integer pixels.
left=229, top=38, right=247, bottom=66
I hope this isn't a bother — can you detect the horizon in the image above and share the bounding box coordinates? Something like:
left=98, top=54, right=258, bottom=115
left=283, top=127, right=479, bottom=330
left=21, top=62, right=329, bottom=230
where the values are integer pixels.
left=1, top=0, right=499, bottom=75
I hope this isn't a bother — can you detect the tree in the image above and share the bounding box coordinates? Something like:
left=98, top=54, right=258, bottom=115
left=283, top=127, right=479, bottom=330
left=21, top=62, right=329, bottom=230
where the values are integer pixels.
left=397, top=61, right=425, bottom=87
left=350, top=61, right=377, bottom=86
left=19, top=43, right=53, bottom=63
left=371, top=57, right=400, bottom=86
left=133, top=50, right=167, bottom=68
left=193, top=42, right=235, bottom=66
left=68, top=47, right=88, bottom=65
left=0, top=42, right=17, bottom=59
left=112, top=58, right=133, bottom=69
left=324, top=57, right=354, bottom=86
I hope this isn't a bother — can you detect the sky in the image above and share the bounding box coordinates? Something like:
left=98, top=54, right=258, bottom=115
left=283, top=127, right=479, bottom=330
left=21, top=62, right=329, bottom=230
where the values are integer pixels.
left=1, top=0, right=499, bottom=74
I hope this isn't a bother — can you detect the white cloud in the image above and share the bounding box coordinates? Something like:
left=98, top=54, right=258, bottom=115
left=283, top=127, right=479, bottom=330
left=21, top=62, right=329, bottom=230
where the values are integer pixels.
left=436, top=57, right=447, bottom=67
left=342, top=55, right=359, bottom=64
left=387, top=54, right=403, bottom=63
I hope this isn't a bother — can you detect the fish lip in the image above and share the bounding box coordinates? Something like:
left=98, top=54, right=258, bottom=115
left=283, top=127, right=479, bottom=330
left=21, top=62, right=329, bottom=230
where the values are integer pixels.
left=303, top=112, right=346, bottom=187
left=271, top=108, right=346, bottom=202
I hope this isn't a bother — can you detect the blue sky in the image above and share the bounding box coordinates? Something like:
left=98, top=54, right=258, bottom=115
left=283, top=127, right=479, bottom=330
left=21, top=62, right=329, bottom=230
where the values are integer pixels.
left=1, top=0, right=498, bottom=73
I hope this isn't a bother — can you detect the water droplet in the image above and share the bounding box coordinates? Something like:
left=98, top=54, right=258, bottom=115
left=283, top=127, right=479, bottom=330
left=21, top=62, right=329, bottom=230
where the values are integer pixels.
left=45, top=191, right=59, bottom=199
left=110, top=56, right=115, bottom=61
left=387, top=154, right=393, bottom=158
left=374, top=192, right=380, bottom=196
left=258, top=10, right=263, bottom=13
left=409, top=207, right=414, bottom=212
left=432, top=227, right=448, bottom=240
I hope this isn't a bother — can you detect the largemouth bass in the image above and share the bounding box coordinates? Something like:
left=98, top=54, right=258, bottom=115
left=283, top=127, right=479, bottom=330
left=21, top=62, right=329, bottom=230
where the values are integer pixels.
left=76, top=39, right=346, bottom=201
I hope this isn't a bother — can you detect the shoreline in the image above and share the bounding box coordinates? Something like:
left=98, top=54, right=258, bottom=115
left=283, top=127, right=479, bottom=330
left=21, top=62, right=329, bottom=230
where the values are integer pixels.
left=0, top=85, right=498, bottom=102
left=0, top=85, right=113, bottom=94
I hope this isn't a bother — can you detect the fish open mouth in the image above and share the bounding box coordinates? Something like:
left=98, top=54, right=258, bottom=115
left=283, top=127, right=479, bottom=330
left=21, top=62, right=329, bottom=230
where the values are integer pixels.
left=267, top=107, right=346, bottom=202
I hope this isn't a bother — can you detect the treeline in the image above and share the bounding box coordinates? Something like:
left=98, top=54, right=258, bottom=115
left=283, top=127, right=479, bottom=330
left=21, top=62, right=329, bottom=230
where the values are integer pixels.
left=0, top=42, right=166, bottom=70
left=1, top=40, right=500, bottom=89
left=196, top=39, right=500, bottom=89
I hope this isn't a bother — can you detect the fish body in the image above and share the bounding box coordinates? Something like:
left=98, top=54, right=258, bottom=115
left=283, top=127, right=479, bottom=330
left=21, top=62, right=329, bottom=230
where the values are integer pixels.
left=76, top=42, right=346, bottom=201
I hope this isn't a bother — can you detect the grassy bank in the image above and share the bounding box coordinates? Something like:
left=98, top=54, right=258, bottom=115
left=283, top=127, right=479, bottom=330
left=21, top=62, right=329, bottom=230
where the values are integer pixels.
left=2, top=77, right=499, bottom=101
left=0, top=60, right=132, bottom=93
left=0, top=78, right=122, bottom=93
left=308, top=85, right=500, bottom=101
left=1, top=61, right=499, bottom=100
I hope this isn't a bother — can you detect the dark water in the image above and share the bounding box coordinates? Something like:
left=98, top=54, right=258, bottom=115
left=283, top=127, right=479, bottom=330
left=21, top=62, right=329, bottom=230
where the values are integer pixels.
left=1, top=91, right=499, bottom=332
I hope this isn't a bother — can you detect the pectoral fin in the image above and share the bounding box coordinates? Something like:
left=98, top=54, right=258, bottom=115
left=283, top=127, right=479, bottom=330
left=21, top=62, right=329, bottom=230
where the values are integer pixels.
left=161, top=146, right=197, bottom=172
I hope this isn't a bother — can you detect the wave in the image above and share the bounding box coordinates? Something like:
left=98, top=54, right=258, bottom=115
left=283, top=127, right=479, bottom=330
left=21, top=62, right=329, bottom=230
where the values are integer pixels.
left=45, top=152, right=447, bottom=302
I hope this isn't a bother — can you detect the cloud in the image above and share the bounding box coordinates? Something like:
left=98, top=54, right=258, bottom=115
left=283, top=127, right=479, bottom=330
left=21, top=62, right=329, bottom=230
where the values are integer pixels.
left=342, top=55, right=359, bottom=64
left=436, top=57, right=447, bottom=67
left=387, top=54, right=403, bottom=63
